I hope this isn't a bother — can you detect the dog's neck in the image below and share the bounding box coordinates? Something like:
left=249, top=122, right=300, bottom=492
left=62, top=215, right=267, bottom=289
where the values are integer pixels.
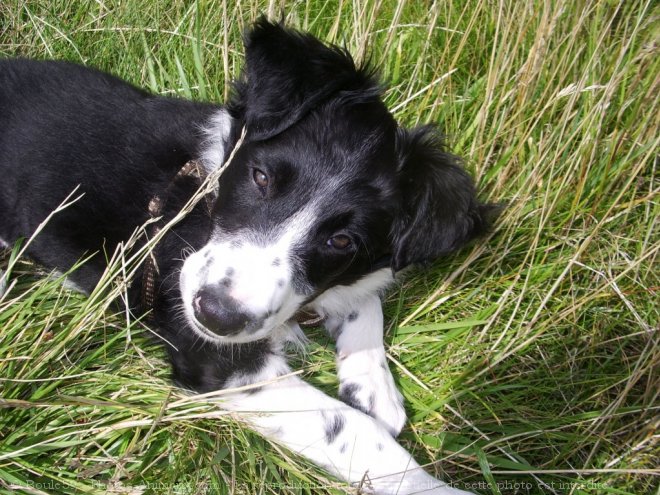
left=141, top=159, right=207, bottom=311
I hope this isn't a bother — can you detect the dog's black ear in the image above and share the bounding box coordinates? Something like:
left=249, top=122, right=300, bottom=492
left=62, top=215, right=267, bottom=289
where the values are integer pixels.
left=232, top=18, right=378, bottom=141
left=392, top=125, right=497, bottom=271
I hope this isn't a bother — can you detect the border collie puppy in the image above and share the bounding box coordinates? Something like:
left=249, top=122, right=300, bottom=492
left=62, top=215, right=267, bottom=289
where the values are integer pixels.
left=0, top=19, right=492, bottom=495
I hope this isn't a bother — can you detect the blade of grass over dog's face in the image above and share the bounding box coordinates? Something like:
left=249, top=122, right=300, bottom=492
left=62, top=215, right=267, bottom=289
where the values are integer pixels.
left=0, top=1, right=658, bottom=494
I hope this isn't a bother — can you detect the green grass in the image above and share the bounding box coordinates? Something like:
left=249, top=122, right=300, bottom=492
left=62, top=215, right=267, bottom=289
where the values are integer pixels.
left=1, top=1, right=658, bottom=494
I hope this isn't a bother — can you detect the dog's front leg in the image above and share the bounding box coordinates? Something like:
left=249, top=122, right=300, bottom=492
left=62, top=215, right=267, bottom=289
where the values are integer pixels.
left=222, top=351, right=471, bottom=495
left=313, top=293, right=407, bottom=438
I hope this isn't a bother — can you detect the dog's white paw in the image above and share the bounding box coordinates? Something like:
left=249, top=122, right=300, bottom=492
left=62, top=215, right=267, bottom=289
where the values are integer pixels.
left=338, top=349, right=406, bottom=437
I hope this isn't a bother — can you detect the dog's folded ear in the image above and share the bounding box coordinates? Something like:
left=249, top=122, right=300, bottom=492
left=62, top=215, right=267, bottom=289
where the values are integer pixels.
left=231, top=17, right=379, bottom=141
left=391, top=125, right=499, bottom=271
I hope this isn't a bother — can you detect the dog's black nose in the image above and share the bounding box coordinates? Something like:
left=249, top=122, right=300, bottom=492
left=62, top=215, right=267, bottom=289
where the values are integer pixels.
left=193, top=285, right=251, bottom=336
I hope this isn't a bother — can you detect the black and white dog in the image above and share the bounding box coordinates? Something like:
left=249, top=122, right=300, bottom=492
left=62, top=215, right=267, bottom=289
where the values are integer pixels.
left=0, top=19, right=492, bottom=495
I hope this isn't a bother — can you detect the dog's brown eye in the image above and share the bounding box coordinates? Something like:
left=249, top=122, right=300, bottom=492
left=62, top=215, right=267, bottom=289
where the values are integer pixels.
left=253, top=169, right=269, bottom=188
left=327, top=234, right=352, bottom=250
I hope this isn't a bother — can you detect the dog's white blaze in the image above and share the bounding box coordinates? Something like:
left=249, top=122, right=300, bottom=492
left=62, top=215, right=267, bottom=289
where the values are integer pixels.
left=200, top=109, right=233, bottom=173
left=180, top=203, right=318, bottom=343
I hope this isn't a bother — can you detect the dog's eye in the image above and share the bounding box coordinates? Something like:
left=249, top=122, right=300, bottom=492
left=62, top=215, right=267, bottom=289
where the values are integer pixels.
left=327, top=234, right=352, bottom=250
left=253, top=168, right=269, bottom=189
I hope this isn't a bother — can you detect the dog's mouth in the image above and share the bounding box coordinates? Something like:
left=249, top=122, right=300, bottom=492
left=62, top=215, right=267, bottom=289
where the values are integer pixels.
left=189, top=318, right=228, bottom=341
left=188, top=315, right=272, bottom=344
left=187, top=311, right=272, bottom=343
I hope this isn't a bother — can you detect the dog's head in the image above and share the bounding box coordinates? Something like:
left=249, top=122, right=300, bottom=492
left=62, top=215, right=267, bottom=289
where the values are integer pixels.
left=180, top=19, right=494, bottom=343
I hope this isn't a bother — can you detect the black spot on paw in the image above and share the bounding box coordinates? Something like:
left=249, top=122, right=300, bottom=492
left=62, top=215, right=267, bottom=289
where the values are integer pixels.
left=339, top=383, right=370, bottom=415
left=324, top=413, right=345, bottom=444
left=340, top=383, right=360, bottom=404
left=339, top=442, right=348, bottom=454
left=376, top=442, right=384, bottom=451
left=347, top=311, right=358, bottom=322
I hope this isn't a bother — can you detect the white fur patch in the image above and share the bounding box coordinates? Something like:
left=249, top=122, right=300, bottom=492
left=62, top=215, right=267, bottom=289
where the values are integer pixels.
left=199, top=109, right=233, bottom=173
